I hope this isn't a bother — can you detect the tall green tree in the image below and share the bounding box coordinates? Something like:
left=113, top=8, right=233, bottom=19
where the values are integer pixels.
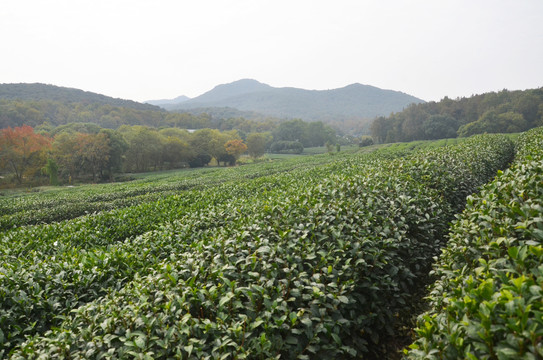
left=246, top=133, right=268, bottom=159
left=120, top=126, right=163, bottom=172
left=422, top=115, right=458, bottom=139
left=43, top=158, right=59, bottom=185
left=75, top=133, right=112, bottom=181
left=306, top=121, right=336, bottom=147
left=99, top=129, right=128, bottom=180
left=52, top=132, right=80, bottom=182
left=272, top=119, right=308, bottom=144
left=162, top=136, right=194, bottom=169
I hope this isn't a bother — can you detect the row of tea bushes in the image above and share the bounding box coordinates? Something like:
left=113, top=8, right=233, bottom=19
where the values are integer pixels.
left=0, top=154, right=342, bottom=230
left=5, top=134, right=514, bottom=359
left=0, top=163, right=365, bottom=354
left=406, top=127, right=543, bottom=359
left=0, top=174, right=308, bottom=352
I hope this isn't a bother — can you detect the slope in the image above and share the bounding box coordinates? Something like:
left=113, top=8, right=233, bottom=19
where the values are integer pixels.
left=0, top=83, right=160, bottom=111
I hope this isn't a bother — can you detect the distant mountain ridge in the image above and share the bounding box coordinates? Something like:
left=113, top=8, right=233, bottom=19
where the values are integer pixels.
left=0, top=83, right=161, bottom=111
left=1, top=81, right=425, bottom=133
left=145, top=95, right=190, bottom=106
left=159, top=79, right=425, bottom=123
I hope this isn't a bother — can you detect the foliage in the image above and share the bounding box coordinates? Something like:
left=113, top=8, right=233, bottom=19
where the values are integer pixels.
left=0, top=133, right=515, bottom=359
left=0, top=126, right=51, bottom=184
left=272, top=119, right=336, bottom=148
left=457, top=110, right=528, bottom=137
left=43, top=158, right=59, bottom=186
left=358, top=135, right=374, bottom=147
left=270, top=140, right=304, bottom=154
left=0, top=151, right=345, bottom=230
left=0, top=83, right=158, bottom=111
left=246, top=133, right=269, bottom=159
left=406, top=126, right=543, bottom=359
left=224, top=139, right=247, bottom=163
left=371, top=88, right=543, bottom=143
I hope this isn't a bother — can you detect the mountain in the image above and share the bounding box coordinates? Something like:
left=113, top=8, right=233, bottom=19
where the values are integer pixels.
left=0, top=83, right=175, bottom=130
left=187, top=79, right=273, bottom=104
left=163, top=79, right=425, bottom=124
left=145, top=95, right=190, bottom=106
left=0, top=83, right=161, bottom=111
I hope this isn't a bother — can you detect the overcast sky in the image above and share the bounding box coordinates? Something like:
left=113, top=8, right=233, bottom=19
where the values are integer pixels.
left=2, top=0, right=542, bottom=102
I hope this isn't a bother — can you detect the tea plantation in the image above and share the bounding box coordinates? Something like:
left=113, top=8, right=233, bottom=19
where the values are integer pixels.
left=406, top=127, right=543, bottom=359
left=0, top=130, right=540, bottom=359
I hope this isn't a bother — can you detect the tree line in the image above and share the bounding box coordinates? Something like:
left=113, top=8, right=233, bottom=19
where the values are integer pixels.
left=370, top=87, right=543, bottom=143
left=0, top=99, right=212, bottom=130
left=0, top=119, right=337, bottom=187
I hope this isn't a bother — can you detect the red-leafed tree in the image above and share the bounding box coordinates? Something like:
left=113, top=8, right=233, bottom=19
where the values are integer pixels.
left=0, top=125, right=51, bottom=184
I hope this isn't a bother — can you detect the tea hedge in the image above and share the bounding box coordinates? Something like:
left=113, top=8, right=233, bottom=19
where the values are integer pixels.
left=0, top=163, right=369, bottom=353
left=0, top=155, right=345, bottom=230
left=406, top=127, right=543, bottom=359
left=1, top=134, right=514, bottom=359
left=0, top=175, right=307, bottom=352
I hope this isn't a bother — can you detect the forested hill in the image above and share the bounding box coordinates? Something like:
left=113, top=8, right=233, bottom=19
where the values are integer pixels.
left=0, top=83, right=160, bottom=111
left=163, top=79, right=425, bottom=124
left=371, top=87, right=543, bottom=143
left=0, top=83, right=213, bottom=130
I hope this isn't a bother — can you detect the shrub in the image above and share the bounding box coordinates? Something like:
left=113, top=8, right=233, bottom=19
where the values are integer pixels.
left=406, top=127, right=543, bottom=359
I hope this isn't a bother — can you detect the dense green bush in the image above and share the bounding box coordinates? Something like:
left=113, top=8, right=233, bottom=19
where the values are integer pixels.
left=0, top=134, right=514, bottom=359
left=270, top=140, right=304, bottom=154
left=406, top=127, right=543, bottom=359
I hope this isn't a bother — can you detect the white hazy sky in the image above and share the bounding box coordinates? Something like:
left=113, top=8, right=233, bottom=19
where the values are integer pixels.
left=2, top=0, right=542, bottom=102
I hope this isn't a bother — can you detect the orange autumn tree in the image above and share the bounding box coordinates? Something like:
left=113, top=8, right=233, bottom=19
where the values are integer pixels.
left=0, top=125, right=51, bottom=184
left=224, top=139, right=247, bottom=165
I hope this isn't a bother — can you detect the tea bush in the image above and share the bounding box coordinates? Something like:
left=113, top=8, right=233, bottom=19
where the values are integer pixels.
left=406, top=127, right=543, bottom=359
left=0, top=134, right=515, bottom=359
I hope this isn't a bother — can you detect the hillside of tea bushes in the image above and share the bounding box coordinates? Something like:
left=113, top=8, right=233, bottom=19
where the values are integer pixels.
left=0, top=132, right=529, bottom=359
left=406, top=127, right=543, bottom=359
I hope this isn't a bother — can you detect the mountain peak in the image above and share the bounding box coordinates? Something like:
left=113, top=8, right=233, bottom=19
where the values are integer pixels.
left=168, top=79, right=424, bottom=123
left=196, top=79, right=272, bottom=103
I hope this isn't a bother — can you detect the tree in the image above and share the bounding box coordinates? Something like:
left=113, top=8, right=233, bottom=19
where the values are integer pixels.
left=100, top=129, right=128, bottom=180
left=272, top=119, right=308, bottom=144
left=224, top=139, right=247, bottom=164
left=400, top=105, right=429, bottom=142
left=159, top=127, right=192, bottom=143
left=246, top=133, right=267, bottom=159
left=75, top=133, right=112, bottom=181
left=162, top=136, right=194, bottom=169
left=43, top=158, right=59, bottom=185
left=370, top=116, right=389, bottom=144
left=422, top=115, right=458, bottom=139
left=189, top=129, right=215, bottom=165
left=120, top=126, right=163, bottom=172
left=52, top=132, right=80, bottom=182
left=0, top=125, right=51, bottom=184
left=306, top=121, right=336, bottom=147
left=457, top=110, right=528, bottom=137
left=359, top=136, right=374, bottom=147
left=190, top=129, right=239, bottom=166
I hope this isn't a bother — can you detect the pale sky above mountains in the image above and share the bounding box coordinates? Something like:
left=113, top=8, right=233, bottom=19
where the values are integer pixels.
left=2, top=0, right=542, bottom=102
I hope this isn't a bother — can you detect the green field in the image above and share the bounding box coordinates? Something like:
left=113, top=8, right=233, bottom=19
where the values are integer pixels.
left=1, top=129, right=542, bottom=359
